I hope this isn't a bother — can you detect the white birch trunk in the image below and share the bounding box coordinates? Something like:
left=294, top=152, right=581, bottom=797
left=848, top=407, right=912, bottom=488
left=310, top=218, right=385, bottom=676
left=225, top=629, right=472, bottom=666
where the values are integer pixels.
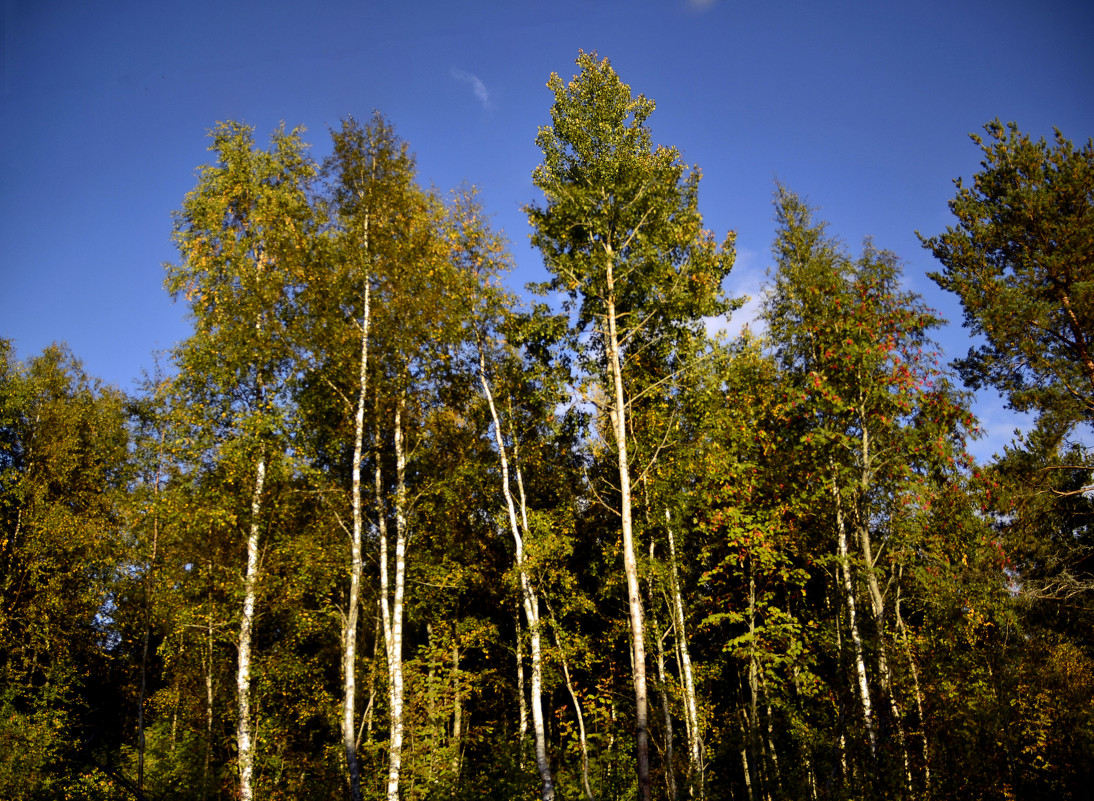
left=645, top=536, right=676, bottom=801
left=477, top=345, right=555, bottom=800
left=855, top=421, right=911, bottom=786
left=896, top=574, right=930, bottom=791
left=203, top=609, right=214, bottom=801
left=343, top=275, right=370, bottom=801
left=516, top=609, right=528, bottom=746
left=832, top=470, right=876, bottom=756
left=384, top=397, right=409, bottom=801
left=359, top=607, right=381, bottom=747
left=546, top=597, right=593, bottom=801
left=236, top=454, right=265, bottom=801
left=765, top=701, right=782, bottom=798
left=653, top=613, right=676, bottom=801
left=665, top=509, right=703, bottom=799
left=604, top=255, right=649, bottom=801
left=747, top=567, right=762, bottom=796
left=740, top=707, right=754, bottom=801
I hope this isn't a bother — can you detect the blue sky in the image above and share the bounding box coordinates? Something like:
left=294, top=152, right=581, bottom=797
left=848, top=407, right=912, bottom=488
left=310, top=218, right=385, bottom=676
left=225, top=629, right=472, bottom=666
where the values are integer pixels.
left=2, top=0, right=1091, bottom=462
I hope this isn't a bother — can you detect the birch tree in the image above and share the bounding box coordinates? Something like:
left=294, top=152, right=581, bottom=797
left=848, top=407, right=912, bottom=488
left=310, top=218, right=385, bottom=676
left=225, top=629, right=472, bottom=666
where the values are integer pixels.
left=764, top=185, right=975, bottom=793
left=362, top=148, right=463, bottom=801
left=305, top=113, right=420, bottom=801
left=527, top=51, right=734, bottom=801
left=166, top=121, right=316, bottom=801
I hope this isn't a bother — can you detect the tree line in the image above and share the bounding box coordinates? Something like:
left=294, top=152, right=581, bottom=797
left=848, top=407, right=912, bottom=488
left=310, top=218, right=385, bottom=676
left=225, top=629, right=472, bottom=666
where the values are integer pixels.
left=2, top=52, right=1091, bottom=801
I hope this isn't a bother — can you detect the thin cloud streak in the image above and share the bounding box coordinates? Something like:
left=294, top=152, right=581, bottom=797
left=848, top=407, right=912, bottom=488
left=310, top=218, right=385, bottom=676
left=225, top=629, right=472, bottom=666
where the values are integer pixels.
left=705, top=247, right=766, bottom=340
left=451, top=68, right=493, bottom=111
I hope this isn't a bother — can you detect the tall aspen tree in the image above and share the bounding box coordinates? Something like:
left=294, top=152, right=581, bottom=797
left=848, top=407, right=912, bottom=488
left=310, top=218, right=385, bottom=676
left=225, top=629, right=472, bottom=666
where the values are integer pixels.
left=528, top=52, right=733, bottom=800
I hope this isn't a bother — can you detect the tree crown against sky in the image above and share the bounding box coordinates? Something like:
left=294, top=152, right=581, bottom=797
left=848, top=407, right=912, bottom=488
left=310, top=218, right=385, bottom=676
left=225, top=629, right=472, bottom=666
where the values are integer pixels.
left=1, top=22, right=1093, bottom=797
left=922, top=120, right=1094, bottom=439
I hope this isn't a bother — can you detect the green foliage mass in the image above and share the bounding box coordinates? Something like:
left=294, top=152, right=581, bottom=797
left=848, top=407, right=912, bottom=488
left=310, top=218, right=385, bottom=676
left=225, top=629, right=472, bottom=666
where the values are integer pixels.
left=3, top=63, right=1091, bottom=801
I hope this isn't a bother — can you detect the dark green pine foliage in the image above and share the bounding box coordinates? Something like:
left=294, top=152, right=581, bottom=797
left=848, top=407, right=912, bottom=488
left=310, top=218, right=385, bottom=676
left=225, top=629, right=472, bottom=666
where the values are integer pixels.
left=921, top=120, right=1094, bottom=436
left=924, top=123, right=1094, bottom=799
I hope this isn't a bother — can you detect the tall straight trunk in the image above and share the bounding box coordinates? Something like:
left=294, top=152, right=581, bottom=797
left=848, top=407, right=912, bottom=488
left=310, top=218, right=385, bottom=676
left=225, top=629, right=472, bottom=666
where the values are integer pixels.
left=374, top=399, right=395, bottom=800
left=604, top=255, right=649, bottom=801
left=665, top=510, right=702, bottom=799
left=831, top=470, right=875, bottom=756
left=545, top=596, right=594, bottom=801
left=380, top=395, right=409, bottom=801
left=360, top=607, right=381, bottom=747
left=647, top=553, right=676, bottom=801
left=137, top=442, right=163, bottom=793
left=343, top=274, right=371, bottom=801
left=237, top=453, right=265, bottom=801
left=805, top=749, right=819, bottom=801
left=516, top=607, right=528, bottom=746
left=747, top=566, right=762, bottom=798
left=895, top=572, right=930, bottom=791
left=477, top=345, right=555, bottom=800
left=854, top=421, right=911, bottom=789
left=764, top=698, right=782, bottom=798
left=655, top=626, right=676, bottom=801
left=833, top=593, right=849, bottom=786
left=426, top=624, right=440, bottom=782
left=203, top=613, right=214, bottom=801
left=451, top=632, right=463, bottom=777
left=136, top=530, right=156, bottom=791
left=739, top=707, right=755, bottom=801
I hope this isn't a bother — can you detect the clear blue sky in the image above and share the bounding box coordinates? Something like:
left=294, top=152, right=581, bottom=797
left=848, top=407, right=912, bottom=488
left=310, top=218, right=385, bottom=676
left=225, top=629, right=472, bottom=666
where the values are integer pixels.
left=2, top=0, right=1091, bottom=461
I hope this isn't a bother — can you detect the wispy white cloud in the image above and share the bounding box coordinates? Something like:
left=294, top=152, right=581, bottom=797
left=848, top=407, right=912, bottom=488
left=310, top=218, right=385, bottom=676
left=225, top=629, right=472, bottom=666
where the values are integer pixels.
left=451, top=68, right=493, bottom=111
left=704, top=247, right=768, bottom=341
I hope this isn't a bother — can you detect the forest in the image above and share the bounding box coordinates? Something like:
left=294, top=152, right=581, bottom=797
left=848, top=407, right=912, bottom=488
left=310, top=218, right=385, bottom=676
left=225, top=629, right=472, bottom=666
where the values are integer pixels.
left=2, top=53, right=1092, bottom=801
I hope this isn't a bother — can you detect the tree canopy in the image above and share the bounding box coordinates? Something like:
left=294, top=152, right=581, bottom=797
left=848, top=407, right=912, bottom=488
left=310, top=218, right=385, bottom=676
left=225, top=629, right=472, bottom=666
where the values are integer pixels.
left=3, top=68, right=1091, bottom=801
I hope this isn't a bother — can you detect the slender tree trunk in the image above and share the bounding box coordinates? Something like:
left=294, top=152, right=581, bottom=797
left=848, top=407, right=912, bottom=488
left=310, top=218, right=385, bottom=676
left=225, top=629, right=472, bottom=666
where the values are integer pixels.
left=426, top=623, right=439, bottom=782
left=382, top=396, right=409, bottom=801
left=137, top=545, right=154, bottom=792
left=359, top=607, right=381, bottom=747
left=477, top=345, right=555, bottom=800
left=516, top=607, right=528, bottom=747
left=546, top=597, right=594, bottom=801
left=832, top=469, right=875, bottom=756
left=896, top=572, right=930, bottom=792
left=604, top=257, right=649, bottom=801
left=510, top=400, right=553, bottom=795
left=740, top=707, right=755, bottom=801
left=854, top=421, right=911, bottom=789
left=764, top=700, right=782, bottom=798
left=747, top=566, right=763, bottom=799
left=237, top=453, right=265, bottom=801
left=805, top=749, right=819, bottom=801
left=342, top=274, right=371, bottom=801
left=451, top=631, right=463, bottom=777
left=858, top=527, right=911, bottom=784
left=203, top=576, right=215, bottom=801
left=375, top=408, right=392, bottom=661
left=643, top=569, right=669, bottom=800
left=665, top=509, right=703, bottom=799
left=653, top=613, right=676, bottom=801
left=137, top=446, right=162, bottom=793
left=645, top=533, right=676, bottom=801
left=833, top=595, right=849, bottom=787
left=375, top=403, right=395, bottom=800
